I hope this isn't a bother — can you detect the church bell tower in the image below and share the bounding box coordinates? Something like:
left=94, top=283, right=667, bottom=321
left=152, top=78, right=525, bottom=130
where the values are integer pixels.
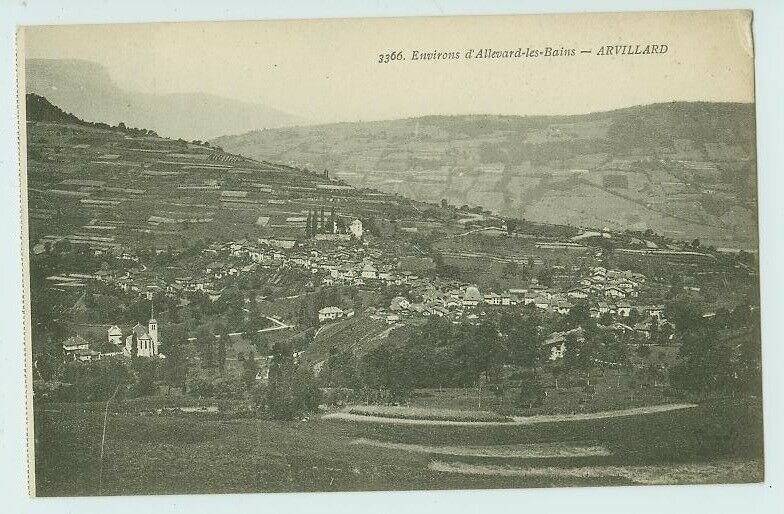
left=148, top=304, right=159, bottom=355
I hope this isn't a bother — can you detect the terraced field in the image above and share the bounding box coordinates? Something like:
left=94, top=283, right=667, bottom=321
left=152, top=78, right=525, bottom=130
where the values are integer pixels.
left=25, top=107, right=423, bottom=257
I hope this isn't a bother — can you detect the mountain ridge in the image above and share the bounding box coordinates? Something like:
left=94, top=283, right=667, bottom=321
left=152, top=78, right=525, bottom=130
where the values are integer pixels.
left=212, top=103, right=758, bottom=249
left=25, top=58, right=303, bottom=141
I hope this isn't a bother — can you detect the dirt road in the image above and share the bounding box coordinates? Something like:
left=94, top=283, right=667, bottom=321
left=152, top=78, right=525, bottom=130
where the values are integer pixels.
left=322, top=403, right=697, bottom=427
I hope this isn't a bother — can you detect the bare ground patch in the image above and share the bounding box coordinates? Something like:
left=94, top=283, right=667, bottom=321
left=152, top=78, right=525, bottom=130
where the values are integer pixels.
left=351, top=438, right=611, bottom=458
left=428, top=460, right=763, bottom=485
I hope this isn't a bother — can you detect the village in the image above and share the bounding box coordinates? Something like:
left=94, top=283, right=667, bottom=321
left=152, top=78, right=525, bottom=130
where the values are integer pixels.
left=26, top=107, right=757, bottom=421
left=22, top=80, right=764, bottom=500
left=55, top=210, right=675, bottom=367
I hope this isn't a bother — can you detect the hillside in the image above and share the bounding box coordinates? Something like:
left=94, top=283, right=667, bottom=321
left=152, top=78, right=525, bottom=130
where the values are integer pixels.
left=26, top=93, right=84, bottom=125
left=23, top=94, right=425, bottom=255
left=26, top=59, right=302, bottom=141
left=212, top=103, right=758, bottom=249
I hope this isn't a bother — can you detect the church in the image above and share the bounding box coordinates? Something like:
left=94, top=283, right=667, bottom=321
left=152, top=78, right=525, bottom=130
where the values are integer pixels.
left=123, top=316, right=162, bottom=358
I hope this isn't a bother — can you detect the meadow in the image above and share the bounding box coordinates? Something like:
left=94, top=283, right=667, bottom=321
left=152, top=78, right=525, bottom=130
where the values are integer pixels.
left=32, top=398, right=763, bottom=496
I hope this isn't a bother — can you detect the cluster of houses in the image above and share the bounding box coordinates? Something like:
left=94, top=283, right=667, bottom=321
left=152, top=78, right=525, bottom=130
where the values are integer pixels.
left=54, top=231, right=673, bottom=368
left=304, top=259, right=669, bottom=330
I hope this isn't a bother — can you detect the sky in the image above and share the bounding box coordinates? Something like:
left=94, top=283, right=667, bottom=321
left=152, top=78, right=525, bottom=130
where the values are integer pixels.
left=21, top=10, right=755, bottom=124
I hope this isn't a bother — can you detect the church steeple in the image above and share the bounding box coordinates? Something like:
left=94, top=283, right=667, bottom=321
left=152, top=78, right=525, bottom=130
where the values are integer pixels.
left=148, top=302, right=159, bottom=353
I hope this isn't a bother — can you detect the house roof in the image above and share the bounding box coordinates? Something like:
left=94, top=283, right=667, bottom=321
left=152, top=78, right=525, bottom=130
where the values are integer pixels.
left=464, top=286, right=482, bottom=301
left=544, top=327, right=584, bottom=346
left=319, top=306, right=343, bottom=314
left=62, top=335, right=90, bottom=349
left=130, top=323, right=151, bottom=339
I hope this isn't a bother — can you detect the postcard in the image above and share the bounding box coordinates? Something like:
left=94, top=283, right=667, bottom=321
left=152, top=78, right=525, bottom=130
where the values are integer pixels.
left=18, top=10, right=761, bottom=496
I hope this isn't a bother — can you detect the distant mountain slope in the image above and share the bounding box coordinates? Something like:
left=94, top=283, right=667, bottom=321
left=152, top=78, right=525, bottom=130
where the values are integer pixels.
left=26, top=59, right=302, bottom=141
left=24, top=95, right=432, bottom=256
left=212, top=103, right=758, bottom=249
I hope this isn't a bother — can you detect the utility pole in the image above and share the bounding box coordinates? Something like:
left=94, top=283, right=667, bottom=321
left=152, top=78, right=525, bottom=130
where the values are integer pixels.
left=98, top=385, right=120, bottom=495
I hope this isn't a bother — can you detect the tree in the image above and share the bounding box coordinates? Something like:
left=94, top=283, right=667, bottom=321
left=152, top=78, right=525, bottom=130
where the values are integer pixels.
left=160, top=340, right=187, bottom=394
left=305, top=211, right=313, bottom=238
left=565, top=303, right=590, bottom=327
left=217, top=327, right=228, bottom=373
left=460, top=323, right=506, bottom=386
left=666, top=294, right=703, bottom=332
left=517, top=370, right=545, bottom=409
left=670, top=325, right=741, bottom=398
left=241, top=351, right=259, bottom=388
left=352, top=291, right=364, bottom=314
left=502, top=261, right=519, bottom=278
left=198, top=327, right=215, bottom=369
left=506, top=316, right=539, bottom=368
left=131, top=358, right=159, bottom=397
left=60, top=358, right=133, bottom=402
left=551, top=362, right=565, bottom=390
left=537, top=267, right=554, bottom=288
left=265, top=342, right=321, bottom=419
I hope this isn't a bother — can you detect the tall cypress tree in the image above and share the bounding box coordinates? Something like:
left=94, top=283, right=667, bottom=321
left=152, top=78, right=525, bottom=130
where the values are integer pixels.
left=320, top=207, right=326, bottom=232
left=305, top=211, right=312, bottom=238
left=218, top=328, right=228, bottom=373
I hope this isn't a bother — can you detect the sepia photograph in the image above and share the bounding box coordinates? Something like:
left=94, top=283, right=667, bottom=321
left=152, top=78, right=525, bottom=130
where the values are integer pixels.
left=17, top=9, right=766, bottom=498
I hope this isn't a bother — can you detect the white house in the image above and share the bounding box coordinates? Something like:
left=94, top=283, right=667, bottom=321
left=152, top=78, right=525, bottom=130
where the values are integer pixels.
left=567, top=286, right=589, bottom=299
left=62, top=335, right=97, bottom=361
left=349, top=219, right=364, bottom=239
left=318, top=306, right=345, bottom=322
left=361, top=263, right=378, bottom=279
left=534, top=297, right=550, bottom=310
left=389, top=296, right=410, bottom=311
left=542, top=327, right=584, bottom=361
left=484, top=292, right=502, bottom=306
left=555, top=300, right=573, bottom=315
left=617, top=301, right=632, bottom=317
left=107, top=325, right=123, bottom=346
left=385, top=314, right=401, bottom=324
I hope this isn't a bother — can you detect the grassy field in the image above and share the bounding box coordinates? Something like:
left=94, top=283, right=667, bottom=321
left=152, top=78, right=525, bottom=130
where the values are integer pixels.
left=32, top=398, right=762, bottom=496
